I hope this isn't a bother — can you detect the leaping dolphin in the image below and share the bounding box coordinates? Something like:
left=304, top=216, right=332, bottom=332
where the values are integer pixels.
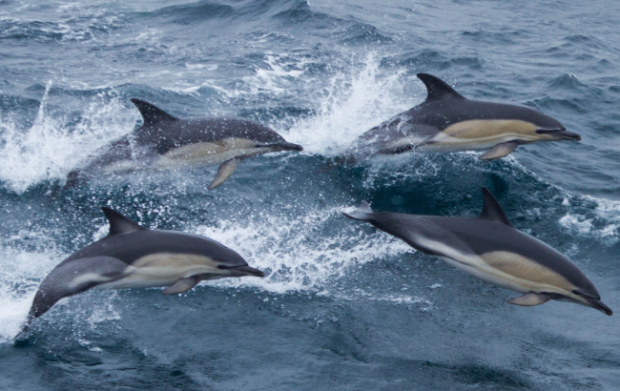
left=343, top=188, right=612, bottom=316
left=348, top=73, right=580, bottom=161
left=20, top=207, right=264, bottom=335
left=67, top=99, right=303, bottom=189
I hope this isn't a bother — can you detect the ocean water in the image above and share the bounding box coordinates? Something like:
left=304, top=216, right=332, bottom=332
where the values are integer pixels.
left=1, top=0, right=619, bottom=389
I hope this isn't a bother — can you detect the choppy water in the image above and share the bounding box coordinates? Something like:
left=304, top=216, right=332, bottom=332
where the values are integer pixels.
left=1, top=0, right=619, bottom=389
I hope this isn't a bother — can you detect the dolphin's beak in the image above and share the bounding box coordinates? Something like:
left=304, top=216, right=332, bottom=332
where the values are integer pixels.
left=558, top=131, right=581, bottom=141
left=536, top=129, right=581, bottom=141
left=257, top=142, right=303, bottom=151
left=232, top=265, right=265, bottom=277
left=587, top=297, right=613, bottom=316
left=218, top=264, right=266, bottom=277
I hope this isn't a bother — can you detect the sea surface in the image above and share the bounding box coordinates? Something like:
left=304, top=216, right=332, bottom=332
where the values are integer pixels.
left=0, top=0, right=619, bottom=389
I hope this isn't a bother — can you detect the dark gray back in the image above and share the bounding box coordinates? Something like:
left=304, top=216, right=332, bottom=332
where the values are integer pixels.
left=135, top=117, right=286, bottom=154
left=59, top=230, right=248, bottom=268
left=367, top=212, right=599, bottom=299
left=406, top=99, right=564, bottom=132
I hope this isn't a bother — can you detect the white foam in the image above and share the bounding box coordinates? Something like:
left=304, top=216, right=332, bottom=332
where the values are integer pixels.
left=0, top=230, right=62, bottom=343
left=285, top=53, right=414, bottom=155
left=559, top=212, right=619, bottom=245
left=556, top=193, right=620, bottom=245
left=0, top=54, right=422, bottom=192
left=590, top=196, right=620, bottom=223
left=559, top=214, right=594, bottom=235
left=0, top=84, right=135, bottom=192
left=0, top=227, right=129, bottom=342
left=246, top=53, right=307, bottom=96
left=193, top=206, right=413, bottom=294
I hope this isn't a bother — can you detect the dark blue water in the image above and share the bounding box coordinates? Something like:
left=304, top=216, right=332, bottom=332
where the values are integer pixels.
left=1, top=0, right=619, bottom=389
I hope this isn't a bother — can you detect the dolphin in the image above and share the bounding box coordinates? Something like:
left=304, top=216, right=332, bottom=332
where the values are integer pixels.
left=343, top=188, right=612, bottom=316
left=348, top=73, right=580, bottom=161
left=67, top=99, right=303, bottom=189
left=20, top=207, right=264, bottom=335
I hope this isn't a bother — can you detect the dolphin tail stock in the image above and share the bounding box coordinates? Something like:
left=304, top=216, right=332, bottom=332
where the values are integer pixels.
left=18, top=256, right=127, bottom=336
left=342, top=201, right=373, bottom=221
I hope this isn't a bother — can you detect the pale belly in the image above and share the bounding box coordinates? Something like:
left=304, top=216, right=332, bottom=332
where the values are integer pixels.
left=438, top=254, right=578, bottom=298
left=417, top=133, right=531, bottom=153
left=95, top=253, right=231, bottom=290
left=100, top=145, right=272, bottom=174
left=154, top=147, right=271, bottom=169
left=415, top=237, right=575, bottom=296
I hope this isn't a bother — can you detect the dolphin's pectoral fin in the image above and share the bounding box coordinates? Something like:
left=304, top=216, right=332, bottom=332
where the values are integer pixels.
left=478, top=141, right=519, bottom=161
left=162, top=277, right=201, bottom=295
left=208, top=157, right=241, bottom=190
left=508, top=292, right=551, bottom=306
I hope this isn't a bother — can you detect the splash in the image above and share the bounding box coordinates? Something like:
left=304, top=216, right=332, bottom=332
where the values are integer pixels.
left=0, top=230, right=61, bottom=343
left=559, top=194, right=620, bottom=245
left=285, top=53, right=415, bottom=155
left=0, top=84, right=135, bottom=192
left=194, top=206, right=412, bottom=294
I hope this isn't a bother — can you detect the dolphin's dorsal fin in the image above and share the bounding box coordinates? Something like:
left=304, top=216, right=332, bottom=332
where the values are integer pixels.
left=101, top=207, right=147, bottom=236
left=478, top=188, right=512, bottom=227
left=131, top=98, right=178, bottom=126
left=417, top=73, right=465, bottom=102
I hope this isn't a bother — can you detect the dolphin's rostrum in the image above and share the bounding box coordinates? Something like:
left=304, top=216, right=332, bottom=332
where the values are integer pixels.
left=67, top=99, right=303, bottom=189
left=349, top=73, right=580, bottom=161
left=20, top=207, right=264, bottom=335
left=343, top=188, right=612, bottom=316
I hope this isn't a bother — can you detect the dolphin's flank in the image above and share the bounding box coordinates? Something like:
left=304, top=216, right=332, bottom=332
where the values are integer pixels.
left=67, top=99, right=303, bottom=189
left=347, top=73, right=580, bottom=162
left=19, top=207, right=265, bottom=337
left=343, top=188, right=611, bottom=316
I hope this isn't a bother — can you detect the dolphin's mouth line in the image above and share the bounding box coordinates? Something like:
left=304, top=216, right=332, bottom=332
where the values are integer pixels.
left=217, top=264, right=266, bottom=277
left=536, top=128, right=581, bottom=141
left=255, top=142, right=303, bottom=151
left=586, top=297, right=614, bottom=316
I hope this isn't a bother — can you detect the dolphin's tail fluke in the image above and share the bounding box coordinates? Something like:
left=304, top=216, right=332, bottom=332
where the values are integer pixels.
left=342, top=201, right=373, bottom=221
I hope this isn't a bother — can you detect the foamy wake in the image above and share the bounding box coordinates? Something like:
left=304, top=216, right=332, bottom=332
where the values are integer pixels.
left=0, top=82, right=135, bottom=193
left=194, top=206, right=413, bottom=294
left=284, top=53, right=416, bottom=156
left=559, top=195, right=620, bottom=245
left=0, top=230, right=62, bottom=342
left=0, top=206, right=412, bottom=342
